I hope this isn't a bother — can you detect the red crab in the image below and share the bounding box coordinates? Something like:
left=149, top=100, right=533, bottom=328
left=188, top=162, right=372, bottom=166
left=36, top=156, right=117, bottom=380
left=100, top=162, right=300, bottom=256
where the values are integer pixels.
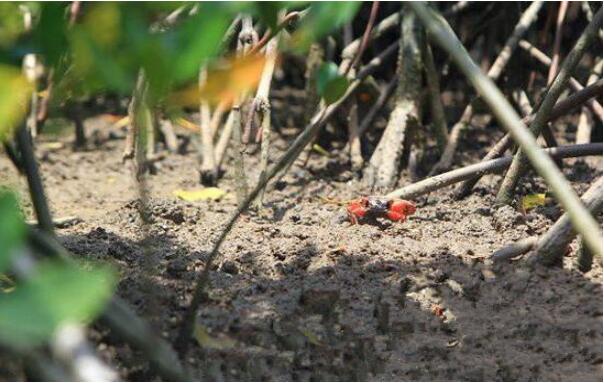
left=346, top=196, right=416, bottom=224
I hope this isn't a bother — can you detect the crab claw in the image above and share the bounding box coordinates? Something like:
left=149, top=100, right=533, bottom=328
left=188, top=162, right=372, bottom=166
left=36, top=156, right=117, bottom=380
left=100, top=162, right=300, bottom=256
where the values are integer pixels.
left=387, top=200, right=416, bottom=222
left=347, top=198, right=368, bottom=224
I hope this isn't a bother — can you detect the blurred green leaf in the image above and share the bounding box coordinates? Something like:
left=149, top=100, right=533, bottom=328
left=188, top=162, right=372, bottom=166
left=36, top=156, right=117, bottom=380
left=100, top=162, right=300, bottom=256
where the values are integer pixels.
left=0, top=3, right=26, bottom=49
left=255, top=2, right=288, bottom=30
left=315, top=61, right=349, bottom=104
left=0, top=65, right=33, bottom=142
left=292, top=1, right=361, bottom=51
left=0, top=191, right=25, bottom=273
left=32, top=3, right=69, bottom=67
left=0, top=261, right=116, bottom=349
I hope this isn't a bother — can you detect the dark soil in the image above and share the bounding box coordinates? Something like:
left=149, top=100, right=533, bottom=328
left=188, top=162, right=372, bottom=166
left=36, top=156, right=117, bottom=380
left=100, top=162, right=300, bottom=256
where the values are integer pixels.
left=0, top=92, right=602, bottom=381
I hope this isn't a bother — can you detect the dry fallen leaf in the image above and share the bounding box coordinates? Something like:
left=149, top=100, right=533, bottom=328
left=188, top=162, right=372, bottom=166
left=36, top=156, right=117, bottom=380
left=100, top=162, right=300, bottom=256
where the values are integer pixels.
left=521, top=193, right=549, bottom=213
left=169, top=54, right=267, bottom=108
left=172, top=187, right=227, bottom=202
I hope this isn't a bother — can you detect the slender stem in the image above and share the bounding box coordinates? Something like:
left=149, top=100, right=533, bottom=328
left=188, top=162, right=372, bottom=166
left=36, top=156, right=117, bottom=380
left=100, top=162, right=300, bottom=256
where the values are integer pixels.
left=519, top=39, right=603, bottom=119
left=343, top=1, right=380, bottom=76
left=386, top=143, right=602, bottom=200
left=411, top=2, right=603, bottom=257
left=423, top=39, right=448, bottom=153
left=198, top=67, right=217, bottom=185
left=496, top=7, right=602, bottom=204
left=15, top=124, right=54, bottom=235
left=454, top=79, right=603, bottom=199
left=428, top=1, right=544, bottom=175
left=547, top=1, right=569, bottom=85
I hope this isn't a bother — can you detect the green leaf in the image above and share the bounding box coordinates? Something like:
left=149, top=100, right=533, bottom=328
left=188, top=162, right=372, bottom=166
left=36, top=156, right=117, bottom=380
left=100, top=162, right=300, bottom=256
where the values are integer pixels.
left=0, top=191, right=25, bottom=273
left=292, top=1, right=361, bottom=51
left=315, top=62, right=349, bottom=104
left=32, top=3, right=69, bottom=67
left=0, top=65, right=33, bottom=142
left=0, top=3, right=26, bottom=49
left=0, top=262, right=116, bottom=349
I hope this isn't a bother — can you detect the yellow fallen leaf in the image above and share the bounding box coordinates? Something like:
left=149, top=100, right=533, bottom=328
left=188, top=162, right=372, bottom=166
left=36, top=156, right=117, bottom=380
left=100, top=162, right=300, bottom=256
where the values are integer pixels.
left=193, top=323, right=236, bottom=350
left=521, top=193, right=548, bottom=213
left=174, top=117, right=200, bottom=132
left=39, top=142, right=64, bottom=150
left=111, top=116, right=130, bottom=130
left=169, top=54, right=267, bottom=108
left=173, top=187, right=226, bottom=202
left=312, top=144, right=330, bottom=157
left=300, top=328, right=322, bottom=346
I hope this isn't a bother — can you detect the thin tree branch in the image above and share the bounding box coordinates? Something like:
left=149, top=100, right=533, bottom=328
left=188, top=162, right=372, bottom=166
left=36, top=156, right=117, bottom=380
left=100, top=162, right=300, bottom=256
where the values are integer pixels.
left=15, top=124, right=54, bottom=235
left=428, top=1, right=544, bottom=175
left=519, top=39, right=603, bottom=120
left=411, top=2, right=602, bottom=257
left=386, top=143, right=602, bottom=200
left=531, top=177, right=602, bottom=266
left=454, top=79, right=603, bottom=199
left=496, top=7, right=602, bottom=204
left=547, top=1, right=569, bottom=84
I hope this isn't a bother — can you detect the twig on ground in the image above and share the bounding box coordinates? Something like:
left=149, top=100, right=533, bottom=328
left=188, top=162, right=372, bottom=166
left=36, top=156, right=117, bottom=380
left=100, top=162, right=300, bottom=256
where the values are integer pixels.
left=428, top=1, right=544, bottom=176
left=454, top=79, right=603, bottom=199
left=496, top=7, right=602, bottom=204
left=491, top=236, right=538, bottom=262
left=386, top=143, right=601, bottom=200
left=411, top=2, right=602, bottom=257
left=530, top=177, right=602, bottom=266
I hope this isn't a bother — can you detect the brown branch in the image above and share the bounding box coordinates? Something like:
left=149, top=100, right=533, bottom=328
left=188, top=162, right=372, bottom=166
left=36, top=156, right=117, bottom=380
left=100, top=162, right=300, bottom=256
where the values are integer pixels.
left=497, top=8, right=603, bottom=204
left=428, top=1, right=544, bottom=176
left=343, top=1, right=380, bottom=76
left=519, top=39, right=603, bottom=120
left=454, top=78, right=603, bottom=199
left=547, top=1, right=569, bottom=85
left=386, top=143, right=602, bottom=200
